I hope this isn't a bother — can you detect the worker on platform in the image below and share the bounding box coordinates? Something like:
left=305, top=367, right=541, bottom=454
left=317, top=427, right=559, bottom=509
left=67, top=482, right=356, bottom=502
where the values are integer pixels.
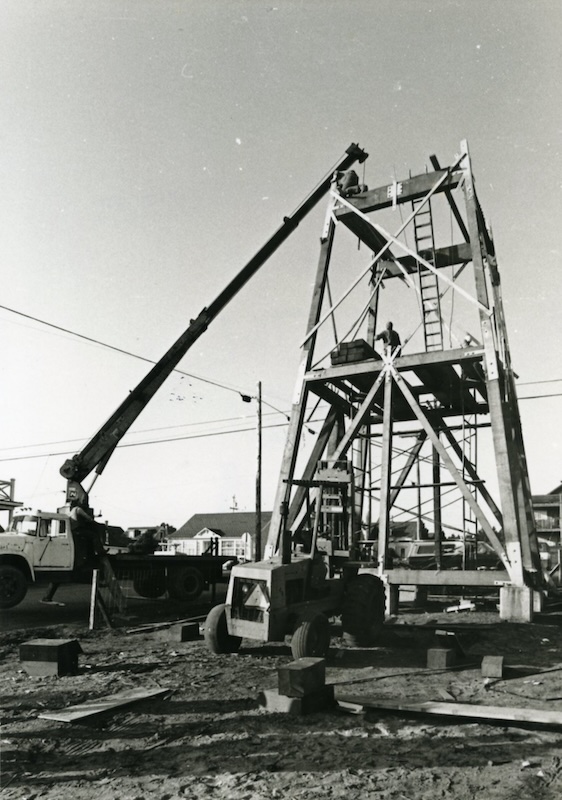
left=375, top=321, right=401, bottom=356
left=337, top=168, right=368, bottom=198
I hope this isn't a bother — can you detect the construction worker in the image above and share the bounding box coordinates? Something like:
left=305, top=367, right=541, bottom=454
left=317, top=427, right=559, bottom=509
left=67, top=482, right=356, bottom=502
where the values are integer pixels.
left=41, top=502, right=105, bottom=605
left=375, top=321, right=401, bottom=356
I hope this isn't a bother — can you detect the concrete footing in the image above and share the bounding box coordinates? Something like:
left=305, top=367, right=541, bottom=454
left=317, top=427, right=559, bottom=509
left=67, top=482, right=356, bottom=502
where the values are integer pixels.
left=481, top=655, right=504, bottom=678
left=20, top=638, right=82, bottom=677
left=258, top=685, right=335, bottom=715
left=386, top=585, right=399, bottom=616
left=499, top=585, right=535, bottom=622
left=427, top=647, right=456, bottom=669
left=154, top=623, right=201, bottom=642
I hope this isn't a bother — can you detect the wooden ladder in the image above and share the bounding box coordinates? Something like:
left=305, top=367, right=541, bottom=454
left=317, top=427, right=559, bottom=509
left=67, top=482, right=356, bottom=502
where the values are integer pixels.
left=412, top=197, right=443, bottom=352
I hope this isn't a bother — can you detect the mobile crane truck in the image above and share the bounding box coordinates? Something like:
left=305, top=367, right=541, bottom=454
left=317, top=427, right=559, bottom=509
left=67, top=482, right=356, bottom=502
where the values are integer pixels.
left=0, top=143, right=368, bottom=610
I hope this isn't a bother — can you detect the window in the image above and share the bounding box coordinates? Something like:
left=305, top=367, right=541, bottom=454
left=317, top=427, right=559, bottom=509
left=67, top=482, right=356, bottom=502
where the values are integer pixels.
left=9, top=515, right=38, bottom=535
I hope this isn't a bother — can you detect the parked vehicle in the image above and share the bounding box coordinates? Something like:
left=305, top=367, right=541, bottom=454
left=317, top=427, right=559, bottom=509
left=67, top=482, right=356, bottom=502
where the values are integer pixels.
left=0, top=509, right=231, bottom=609
left=401, top=539, right=502, bottom=570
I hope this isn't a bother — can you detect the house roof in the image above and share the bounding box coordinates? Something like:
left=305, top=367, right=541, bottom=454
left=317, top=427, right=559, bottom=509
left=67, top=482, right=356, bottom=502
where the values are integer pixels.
left=171, top=511, right=272, bottom=540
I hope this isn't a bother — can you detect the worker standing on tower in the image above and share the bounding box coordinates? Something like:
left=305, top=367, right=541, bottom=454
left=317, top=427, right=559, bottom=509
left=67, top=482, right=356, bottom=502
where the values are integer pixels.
left=375, top=321, right=401, bottom=356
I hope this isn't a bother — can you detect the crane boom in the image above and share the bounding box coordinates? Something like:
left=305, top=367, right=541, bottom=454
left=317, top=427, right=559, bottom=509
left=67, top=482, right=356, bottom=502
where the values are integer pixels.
left=60, top=144, right=368, bottom=502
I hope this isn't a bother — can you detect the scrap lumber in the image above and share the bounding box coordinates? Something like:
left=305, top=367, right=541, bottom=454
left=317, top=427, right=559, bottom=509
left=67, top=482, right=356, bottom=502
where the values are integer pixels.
left=126, top=616, right=206, bottom=634
left=336, top=695, right=562, bottom=728
left=38, top=687, right=170, bottom=723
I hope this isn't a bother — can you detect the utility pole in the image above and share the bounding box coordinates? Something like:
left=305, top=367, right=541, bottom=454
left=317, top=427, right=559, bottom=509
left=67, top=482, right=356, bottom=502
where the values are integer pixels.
left=255, top=381, right=262, bottom=560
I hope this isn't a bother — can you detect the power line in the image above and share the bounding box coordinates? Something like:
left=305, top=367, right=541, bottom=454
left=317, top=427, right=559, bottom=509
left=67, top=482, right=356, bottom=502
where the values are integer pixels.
left=518, top=393, right=562, bottom=400
left=0, top=410, right=284, bottom=453
left=0, top=420, right=291, bottom=463
left=0, top=302, right=286, bottom=408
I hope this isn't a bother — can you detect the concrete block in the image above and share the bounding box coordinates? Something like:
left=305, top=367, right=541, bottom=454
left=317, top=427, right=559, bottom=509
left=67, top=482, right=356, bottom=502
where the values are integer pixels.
left=427, top=647, right=456, bottom=669
left=277, top=657, right=325, bottom=698
left=481, top=655, right=504, bottom=678
left=499, top=585, right=534, bottom=622
left=258, top=685, right=335, bottom=715
left=386, top=585, right=399, bottom=617
left=154, top=623, right=201, bottom=642
left=20, top=638, right=82, bottom=677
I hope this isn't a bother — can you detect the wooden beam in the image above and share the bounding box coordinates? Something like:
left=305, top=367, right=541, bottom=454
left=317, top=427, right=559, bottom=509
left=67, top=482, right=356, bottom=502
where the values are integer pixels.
left=377, top=372, right=394, bottom=570
left=306, top=346, right=486, bottom=385
left=308, top=383, right=354, bottom=418
left=389, top=364, right=511, bottom=574
left=337, top=696, right=562, bottom=728
left=440, top=421, right=503, bottom=529
left=39, top=687, right=170, bottom=723
left=265, top=218, right=337, bottom=559
left=334, top=169, right=463, bottom=219
left=429, top=154, right=470, bottom=242
left=389, top=432, right=427, bottom=506
left=385, top=567, right=509, bottom=586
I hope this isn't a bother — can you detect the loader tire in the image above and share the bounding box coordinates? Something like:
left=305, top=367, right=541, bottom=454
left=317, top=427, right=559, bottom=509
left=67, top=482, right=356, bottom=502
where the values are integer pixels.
left=0, top=565, right=28, bottom=609
left=167, top=566, right=205, bottom=601
left=204, top=603, right=242, bottom=654
left=291, top=610, right=331, bottom=659
left=341, top=573, right=385, bottom=647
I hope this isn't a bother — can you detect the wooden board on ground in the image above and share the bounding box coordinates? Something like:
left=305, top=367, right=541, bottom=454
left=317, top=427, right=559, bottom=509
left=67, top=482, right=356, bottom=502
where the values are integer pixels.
left=337, top=694, right=562, bottom=728
left=38, top=687, right=170, bottom=723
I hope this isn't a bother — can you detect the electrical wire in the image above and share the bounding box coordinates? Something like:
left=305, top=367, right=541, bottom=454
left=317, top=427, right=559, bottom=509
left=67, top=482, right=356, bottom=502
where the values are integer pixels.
left=0, top=302, right=280, bottom=404
left=0, top=420, right=291, bottom=463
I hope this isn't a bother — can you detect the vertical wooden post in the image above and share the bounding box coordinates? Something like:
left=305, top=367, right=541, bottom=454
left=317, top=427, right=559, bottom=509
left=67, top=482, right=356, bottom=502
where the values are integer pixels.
left=377, top=370, right=394, bottom=572
left=265, top=215, right=337, bottom=559
left=89, top=569, right=98, bottom=630
left=433, top=443, right=442, bottom=568
left=461, top=139, right=525, bottom=585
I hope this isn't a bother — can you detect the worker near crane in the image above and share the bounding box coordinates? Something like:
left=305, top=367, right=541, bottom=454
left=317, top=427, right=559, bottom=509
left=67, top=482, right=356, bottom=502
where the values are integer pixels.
left=41, top=501, right=106, bottom=605
left=375, top=321, right=401, bottom=356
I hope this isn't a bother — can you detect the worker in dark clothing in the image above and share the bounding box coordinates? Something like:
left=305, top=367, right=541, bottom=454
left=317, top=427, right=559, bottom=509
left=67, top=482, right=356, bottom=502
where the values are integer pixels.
left=41, top=502, right=105, bottom=606
left=375, top=321, right=401, bottom=355
left=41, top=582, right=65, bottom=605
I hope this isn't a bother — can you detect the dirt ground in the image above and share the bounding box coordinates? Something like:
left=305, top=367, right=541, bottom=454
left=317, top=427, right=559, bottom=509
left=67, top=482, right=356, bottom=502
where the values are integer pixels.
left=3, top=594, right=562, bottom=800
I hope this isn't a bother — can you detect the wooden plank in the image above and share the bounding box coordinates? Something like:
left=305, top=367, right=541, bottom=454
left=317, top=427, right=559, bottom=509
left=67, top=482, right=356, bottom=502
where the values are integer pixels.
left=38, top=687, right=170, bottom=723
left=385, top=567, right=509, bottom=586
left=337, top=695, right=562, bottom=728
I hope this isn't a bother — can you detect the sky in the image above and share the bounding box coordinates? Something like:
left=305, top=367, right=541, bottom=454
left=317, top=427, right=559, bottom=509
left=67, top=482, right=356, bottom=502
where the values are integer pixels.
left=0, top=0, right=560, bottom=531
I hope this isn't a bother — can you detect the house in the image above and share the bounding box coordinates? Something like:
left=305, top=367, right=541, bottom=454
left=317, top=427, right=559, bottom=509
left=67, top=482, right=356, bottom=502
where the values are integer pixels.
left=166, top=511, right=272, bottom=561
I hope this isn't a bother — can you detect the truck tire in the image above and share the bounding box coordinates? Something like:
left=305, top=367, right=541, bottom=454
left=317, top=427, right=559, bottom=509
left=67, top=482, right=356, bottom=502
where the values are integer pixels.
left=204, top=603, right=242, bottom=654
left=167, top=566, right=205, bottom=601
left=291, top=610, right=331, bottom=659
left=132, top=572, right=166, bottom=599
left=0, top=565, right=28, bottom=609
left=341, top=573, right=385, bottom=647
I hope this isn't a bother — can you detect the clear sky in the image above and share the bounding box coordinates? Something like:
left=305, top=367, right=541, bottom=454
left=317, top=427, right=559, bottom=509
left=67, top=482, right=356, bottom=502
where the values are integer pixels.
left=0, top=0, right=560, bottom=530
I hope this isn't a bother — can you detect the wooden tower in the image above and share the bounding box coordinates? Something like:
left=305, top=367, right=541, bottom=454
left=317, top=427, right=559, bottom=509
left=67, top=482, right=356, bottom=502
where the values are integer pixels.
left=264, top=140, right=544, bottom=621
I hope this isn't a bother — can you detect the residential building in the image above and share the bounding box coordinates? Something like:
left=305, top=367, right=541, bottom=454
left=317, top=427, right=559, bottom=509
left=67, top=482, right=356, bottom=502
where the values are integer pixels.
left=166, top=511, right=272, bottom=561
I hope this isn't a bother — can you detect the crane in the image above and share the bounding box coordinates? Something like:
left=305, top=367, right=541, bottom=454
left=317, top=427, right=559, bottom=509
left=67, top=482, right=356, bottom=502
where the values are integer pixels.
left=59, top=144, right=368, bottom=510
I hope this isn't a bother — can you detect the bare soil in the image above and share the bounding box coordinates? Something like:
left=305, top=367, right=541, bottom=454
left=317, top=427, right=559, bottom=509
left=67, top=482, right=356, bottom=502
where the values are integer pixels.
left=3, top=596, right=562, bottom=800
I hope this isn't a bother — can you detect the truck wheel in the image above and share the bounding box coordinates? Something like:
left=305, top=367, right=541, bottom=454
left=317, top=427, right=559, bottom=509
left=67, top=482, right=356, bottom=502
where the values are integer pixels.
left=0, top=565, right=28, bottom=609
left=132, top=573, right=166, bottom=599
left=204, top=603, right=242, bottom=654
left=167, top=566, right=205, bottom=601
left=342, top=573, right=385, bottom=647
left=291, top=610, right=331, bottom=659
